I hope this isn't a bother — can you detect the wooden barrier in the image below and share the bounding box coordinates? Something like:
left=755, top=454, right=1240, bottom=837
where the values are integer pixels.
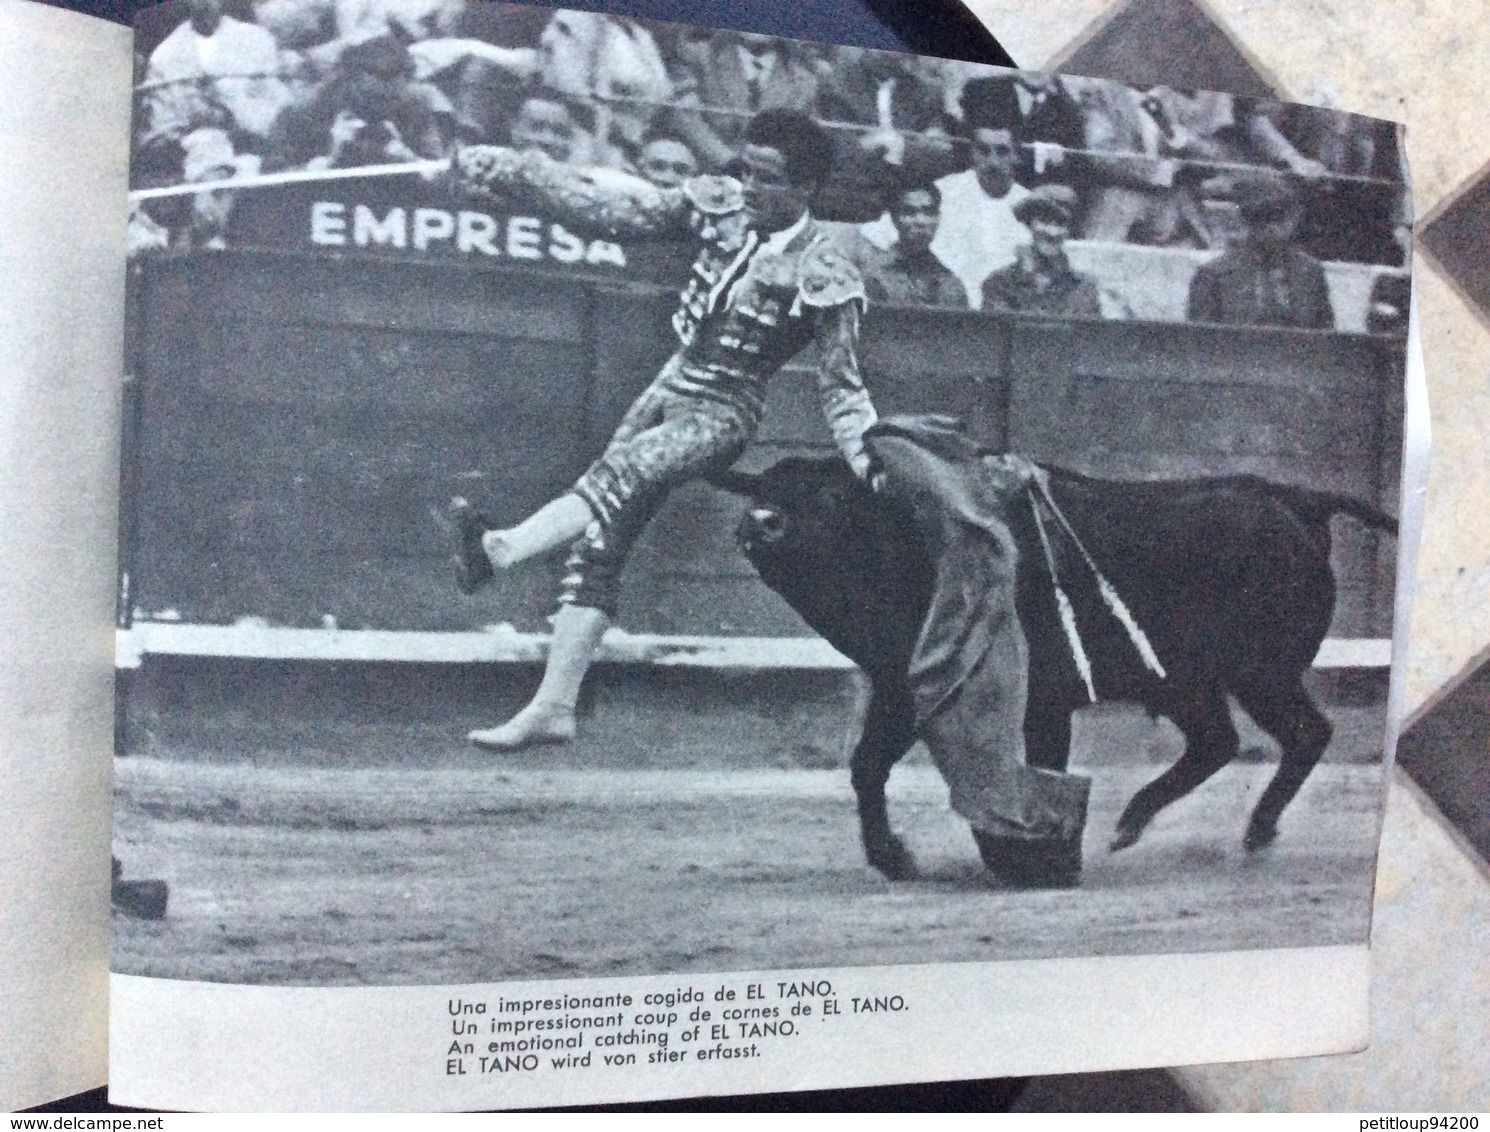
left=122, top=250, right=1402, bottom=641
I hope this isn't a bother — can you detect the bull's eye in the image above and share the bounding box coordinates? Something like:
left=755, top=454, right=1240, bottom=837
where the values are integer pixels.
left=750, top=507, right=787, bottom=542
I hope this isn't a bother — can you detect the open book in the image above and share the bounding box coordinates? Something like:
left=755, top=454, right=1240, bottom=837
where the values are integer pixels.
left=2, top=0, right=1427, bottom=1112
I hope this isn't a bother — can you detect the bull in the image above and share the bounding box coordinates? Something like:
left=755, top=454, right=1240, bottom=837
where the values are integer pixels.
left=715, top=453, right=1397, bottom=881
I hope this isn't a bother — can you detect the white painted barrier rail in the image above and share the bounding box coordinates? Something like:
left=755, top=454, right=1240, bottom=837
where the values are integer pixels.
left=115, top=622, right=1392, bottom=671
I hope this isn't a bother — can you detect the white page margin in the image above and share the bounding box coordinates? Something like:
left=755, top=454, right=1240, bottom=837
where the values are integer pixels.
left=0, top=0, right=132, bottom=1111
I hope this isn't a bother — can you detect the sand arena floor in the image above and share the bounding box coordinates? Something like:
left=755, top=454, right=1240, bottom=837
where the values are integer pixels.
left=113, top=750, right=1382, bottom=986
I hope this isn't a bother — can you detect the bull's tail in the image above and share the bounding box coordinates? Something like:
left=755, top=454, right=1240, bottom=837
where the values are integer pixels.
left=1275, top=485, right=1398, bottom=537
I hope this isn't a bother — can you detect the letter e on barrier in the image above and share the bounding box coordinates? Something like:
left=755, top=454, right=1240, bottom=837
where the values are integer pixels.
left=311, top=201, right=346, bottom=246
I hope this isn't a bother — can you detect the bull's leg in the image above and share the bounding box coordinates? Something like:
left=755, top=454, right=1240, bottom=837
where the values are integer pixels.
left=850, top=679, right=918, bottom=879
left=1111, top=685, right=1238, bottom=851
left=1233, top=677, right=1332, bottom=850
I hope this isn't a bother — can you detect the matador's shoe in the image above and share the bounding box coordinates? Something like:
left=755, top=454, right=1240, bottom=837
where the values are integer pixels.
left=447, top=496, right=495, bottom=594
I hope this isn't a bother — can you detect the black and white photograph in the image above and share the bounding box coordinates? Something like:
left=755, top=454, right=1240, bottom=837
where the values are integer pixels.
left=110, top=0, right=1411, bottom=991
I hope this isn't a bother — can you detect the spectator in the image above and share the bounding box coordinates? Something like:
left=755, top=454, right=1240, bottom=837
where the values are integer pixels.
left=406, top=37, right=535, bottom=145
left=537, top=10, right=671, bottom=169
left=450, top=0, right=550, bottom=49
left=334, top=0, right=464, bottom=42
left=814, top=47, right=958, bottom=226
left=1366, top=218, right=1413, bottom=335
left=419, top=0, right=545, bottom=141
left=407, top=35, right=535, bottom=83
left=179, top=126, right=258, bottom=248
left=127, top=126, right=257, bottom=253
left=1138, top=88, right=1384, bottom=255
left=1244, top=101, right=1332, bottom=182
left=635, top=129, right=700, bottom=188
left=126, top=201, right=171, bottom=258
left=261, top=0, right=465, bottom=88
left=140, top=0, right=292, bottom=161
left=538, top=9, right=668, bottom=104
left=980, top=184, right=1102, bottom=317
left=818, top=48, right=951, bottom=136
left=251, top=0, right=335, bottom=54
left=1136, top=85, right=1249, bottom=248
left=955, top=72, right=1085, bottom=185
left=862, top=179, right=966, bottom=308
left=620, top=127, right=703, bottom=282
left=393, top=2, right=542, bottom=148
left=663, top=30, right=826, bottom=171
left=819, top=48, right=955, bottom=168
left=1185, top=172, right=1334, bottom=329
left=1011, top=72, right=1086, bottom=183
left=265, top=29, right=453, bottom=170
left=1143, top=85, right=1242, bottom=166
left=1248, top=100, right=1404, bottom=264
left=508, top=95, right=585, bottom=164
left=1065, top=76, right=1180, bottom=245
left=930, top=84, right=1032, bottom=309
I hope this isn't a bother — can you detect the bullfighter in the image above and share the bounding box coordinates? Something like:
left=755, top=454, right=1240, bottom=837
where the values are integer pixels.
left=447, top=109, right=880, bottom=750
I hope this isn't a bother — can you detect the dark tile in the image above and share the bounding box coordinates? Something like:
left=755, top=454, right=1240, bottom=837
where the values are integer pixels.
left=1396, top=654, right=1490, bottom=867
left=1056, top=0, right=1279, bottom=97
left=1419, top=163, right=1490, bottom=327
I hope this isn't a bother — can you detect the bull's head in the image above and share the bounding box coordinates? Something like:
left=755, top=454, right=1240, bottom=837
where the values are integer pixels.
left=713, top=460, right=878, bottom=568
left=712, top=459, right=933, bottom=675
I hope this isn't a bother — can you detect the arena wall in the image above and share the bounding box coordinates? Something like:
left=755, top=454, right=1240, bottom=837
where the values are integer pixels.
left=120, top=249, right=1403, bottom=642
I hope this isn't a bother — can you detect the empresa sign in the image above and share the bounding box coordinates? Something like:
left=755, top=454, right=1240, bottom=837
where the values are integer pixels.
left=227, top=174, right=694, bottom=281
left=308, top=200, right=629, bottom=270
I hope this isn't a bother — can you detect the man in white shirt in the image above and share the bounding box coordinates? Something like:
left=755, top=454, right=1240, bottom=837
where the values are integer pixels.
left=931, top=116, right=1031, bottom=309
left=141, top=0, right=290, bottom=159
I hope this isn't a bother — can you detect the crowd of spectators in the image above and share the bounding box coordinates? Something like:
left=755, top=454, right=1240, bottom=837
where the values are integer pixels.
left=128, top=0, right=1410, bottom=330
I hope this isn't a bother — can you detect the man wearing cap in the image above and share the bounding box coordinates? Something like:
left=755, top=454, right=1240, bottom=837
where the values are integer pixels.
left=930, top=77, right=1033, bottom=309
left=1186, top=172, right=1334, bottom=330
left=445, top=109, right=879, bottom=751
left=980, top=184, right=1103, bottom=318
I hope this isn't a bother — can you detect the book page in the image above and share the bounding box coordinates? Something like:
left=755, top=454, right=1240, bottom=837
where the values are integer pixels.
left=109, top=0, right=1412, bottom=1109
left=0, top=0, right=133, bottom=1113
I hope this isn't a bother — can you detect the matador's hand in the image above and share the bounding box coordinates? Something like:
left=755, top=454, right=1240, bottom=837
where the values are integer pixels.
left=983, top=453, right=1049, bottom=494
left=450, top=144, right=522, bottom=198
left=856, top=454, right=887, bottom=494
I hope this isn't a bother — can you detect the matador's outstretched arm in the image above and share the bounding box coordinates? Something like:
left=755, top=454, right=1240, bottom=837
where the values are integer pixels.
left=452, top=145, right=696, bottom=240
left=797, top=238, right=877, bottom=480
left=815, top=300, right=879, bottom=481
